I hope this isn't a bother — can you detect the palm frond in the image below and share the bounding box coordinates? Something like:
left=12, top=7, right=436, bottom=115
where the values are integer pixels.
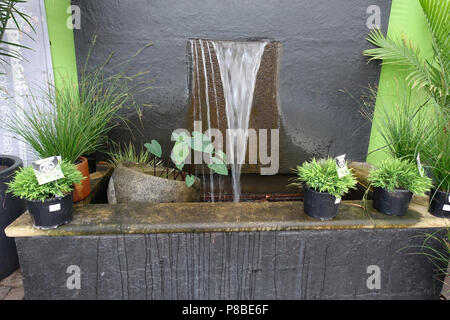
left=364, top=0, right=449, bottom=115
left=364, top=29, right=431, bottom=90
left=0, top=0, right=34, bottom=69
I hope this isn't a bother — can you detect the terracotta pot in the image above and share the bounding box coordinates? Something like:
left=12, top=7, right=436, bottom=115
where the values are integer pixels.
left=72, top=156, right=91, bottom=203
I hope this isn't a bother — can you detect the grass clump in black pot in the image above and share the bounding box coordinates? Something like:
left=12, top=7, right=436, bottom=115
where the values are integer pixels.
left=422, top=117, right=450, bottom=218
left=368, top=158, right=432, bottom=216
left=291, top=158, right=357, bottom=220
left=7, top=161, right=83, bottom=229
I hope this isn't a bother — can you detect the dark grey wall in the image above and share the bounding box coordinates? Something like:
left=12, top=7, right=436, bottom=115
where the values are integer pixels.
left=72, top=0, right=391, bottom=172
left=16, top=228, right=444, bottom=300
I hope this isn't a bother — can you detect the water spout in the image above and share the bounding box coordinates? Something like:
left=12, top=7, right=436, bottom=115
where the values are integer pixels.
left=212, top=40, right=267, bottom=202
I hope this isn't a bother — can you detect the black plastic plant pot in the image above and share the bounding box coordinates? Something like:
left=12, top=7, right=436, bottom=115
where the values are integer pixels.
left=303, top=184, right=340, bottom=220
left=83, top=152, right=97, bottom=174
left=26, top=194, right=74, bottom=230
left=372, top=187, right=413, bottom=216
left=429, top=188, right=450, bottom=218
left=0, top=155, right=25, bottom=280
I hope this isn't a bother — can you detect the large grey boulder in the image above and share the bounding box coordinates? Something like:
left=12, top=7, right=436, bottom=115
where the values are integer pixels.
left=107, top=164, right=201, bottom=204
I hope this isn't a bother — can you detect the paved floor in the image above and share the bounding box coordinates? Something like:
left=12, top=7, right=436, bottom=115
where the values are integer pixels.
left=0, top=269, right=447, bottom=300
left=0, top=270, right=24, bottom=300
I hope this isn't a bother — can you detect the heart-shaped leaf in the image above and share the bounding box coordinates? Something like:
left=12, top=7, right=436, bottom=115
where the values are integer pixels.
left=208, top=163, right=228, bottom=175
left=176, top=162, right=185, bottom=171
left=172, top=131, right=191, bottom=144
left=191, top=131, right=214, bottom=153
left=171, top=141, right=190, bottom=165
left=144, top=140, right=162, bottom=158
left=185, top=174, right=195, bottom=187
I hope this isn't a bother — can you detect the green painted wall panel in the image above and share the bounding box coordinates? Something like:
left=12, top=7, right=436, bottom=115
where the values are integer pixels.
left=44, top=0, right=78, bottom=89
left=367, top=0, right=433, bottom=164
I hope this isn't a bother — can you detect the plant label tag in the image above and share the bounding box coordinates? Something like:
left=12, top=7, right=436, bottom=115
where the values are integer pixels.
left=443, top=204, right=450, bottom=212
left=416, top=153, right=424, bottom=177
left=335, top=154, right=350, bottom=178
left=32, top=156, right=64, bottom=185
left=49, top=203, right=61, bottom=212
left=335, top=198, right=341, bottom=204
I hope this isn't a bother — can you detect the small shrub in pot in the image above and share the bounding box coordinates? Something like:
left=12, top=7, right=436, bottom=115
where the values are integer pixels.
left=7, top=161, right=83, bottom=229
left=291, top=158, right=357, bottom=220
left=368, top=158, right=432, bottom=216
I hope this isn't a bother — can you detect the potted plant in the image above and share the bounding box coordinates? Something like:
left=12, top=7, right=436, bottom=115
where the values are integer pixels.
left=6, top=160, right=83, bottom=229
left=106, top=141, right=201, bottom=203
left=291, top=158, right=357, bottom=220
left=368, top=158, right=432, bottom=216
left=2, top=41, right=151, bottom=202
left=0, top=155, right=25, bottom=280
left=423, top=119, right=450, bottom=218
left=107, top=132, right=228, bottom=204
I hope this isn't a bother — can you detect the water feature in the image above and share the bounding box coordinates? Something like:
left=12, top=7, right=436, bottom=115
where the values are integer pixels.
left=190, top=39, right=267, bottom=202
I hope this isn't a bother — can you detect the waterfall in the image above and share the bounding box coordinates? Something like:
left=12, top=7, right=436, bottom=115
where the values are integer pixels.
left=190, top=39, right=266, bottom=202
left=212, top=40, right=267, bottom=202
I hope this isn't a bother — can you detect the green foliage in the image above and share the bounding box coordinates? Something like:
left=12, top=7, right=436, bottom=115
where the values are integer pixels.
left=144, top=140, right=162, bottom=158
left=364, top=0, right=449, bottom=115
left=0, top=0, right=34, bottom=72
left=421, top=116, right=450, bottom=192
left=2, top=40, right=152, bottom=163
left=185, top=175, right=195, bottom=187
left=170, top=131, right=228, bottom=176
left=368, top=158, right=433, bottom=195
left=354, top=84, right=434, bottom=163
left=419, top=229, right=450, bottom=295
left=7, top=161, right=83, bottom=201
left=145, top=131, right=228, bottom=187
left=291, top=158, right=357, bottom=198
left=109, top=142, right=161, bottom=168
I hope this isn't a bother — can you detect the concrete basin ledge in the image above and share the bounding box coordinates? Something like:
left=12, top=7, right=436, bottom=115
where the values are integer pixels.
left=5, top=199, right=449, bottom=238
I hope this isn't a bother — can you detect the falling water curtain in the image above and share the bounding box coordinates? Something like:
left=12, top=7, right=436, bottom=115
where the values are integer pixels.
left=0, top=0, right=54, bottom=166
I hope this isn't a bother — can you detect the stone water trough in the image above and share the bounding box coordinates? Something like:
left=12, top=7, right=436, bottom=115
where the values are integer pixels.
left=4, top=163, right=449, bottom=300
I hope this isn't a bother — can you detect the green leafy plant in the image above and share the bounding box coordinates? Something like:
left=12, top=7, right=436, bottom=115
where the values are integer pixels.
left=7, top=161, right=83, bottom=201
left=0, top=0, right=34, bottom=72
left=364, top=0, right=449, bottom=115
left=350, top=84, right=434, bottom=163
left=419, top=229, right=450, bottom=295
left=291, top=158, right=357, bottom=198
left=3, top=42, right=151, bottom=164
left=368, top=158, right=433, bottom=195
left=109, top=142, right=162, bottom=168
left=145, top=132, right=228, bottom=187
left=422, top=117, right=450, bottom=193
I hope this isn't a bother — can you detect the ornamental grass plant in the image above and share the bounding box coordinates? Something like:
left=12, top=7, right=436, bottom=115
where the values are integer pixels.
left=368, top=158, right=433, bottom=195
left=291, top=158, right=357, bottom=198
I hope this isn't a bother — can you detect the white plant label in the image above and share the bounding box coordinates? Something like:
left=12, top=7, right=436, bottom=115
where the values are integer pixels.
left=443, top=204, right=450, bottom=212
left=416, top=153, right=424, bottom=177
left=335, top=154, right=350, bottom=178
left=32, top=156, right=64, bottom=185
left=49, top=203, right=61, bottom=212
left=335, top=198, right=341, bottom=204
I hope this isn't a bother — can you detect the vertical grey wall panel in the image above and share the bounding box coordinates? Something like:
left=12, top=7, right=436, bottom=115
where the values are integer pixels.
left=71, top=0, right=391, bottom=171
left=16, top=228, right=445, bottom=300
